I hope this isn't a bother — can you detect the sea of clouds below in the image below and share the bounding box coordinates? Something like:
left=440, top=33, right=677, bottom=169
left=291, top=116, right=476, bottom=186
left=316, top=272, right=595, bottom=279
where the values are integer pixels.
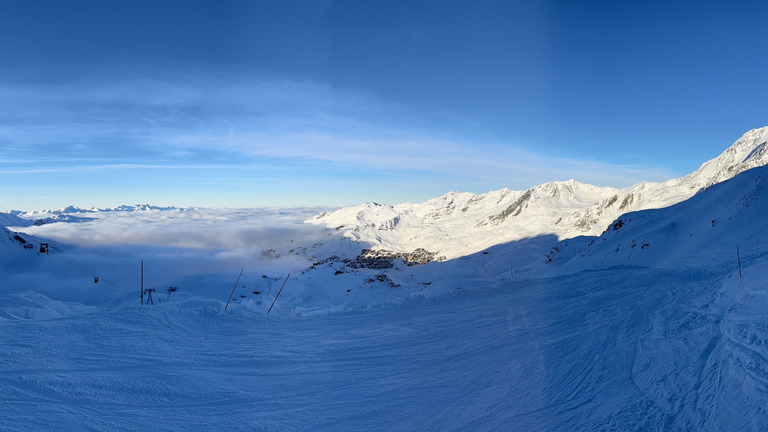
left=29, top=207, right=333, bottom=248
left=2, top=207, right=343, bottom=304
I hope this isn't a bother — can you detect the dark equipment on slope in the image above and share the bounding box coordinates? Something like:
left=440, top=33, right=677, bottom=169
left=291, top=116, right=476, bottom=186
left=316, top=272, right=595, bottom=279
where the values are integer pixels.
left=143, top=288, right=155, bottom=305
left=94, top=277, right=99, bottom=283
left=39, top=243, right=49, bottom=254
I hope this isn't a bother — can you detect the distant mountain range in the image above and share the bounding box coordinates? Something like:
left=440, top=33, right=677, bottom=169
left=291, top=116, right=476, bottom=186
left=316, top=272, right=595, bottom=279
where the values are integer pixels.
left=13, top=204, right=183, bottom=217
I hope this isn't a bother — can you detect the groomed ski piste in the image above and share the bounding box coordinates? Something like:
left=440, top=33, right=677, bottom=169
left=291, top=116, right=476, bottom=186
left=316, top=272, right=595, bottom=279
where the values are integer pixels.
left=3, top=128, right=768, bottom=430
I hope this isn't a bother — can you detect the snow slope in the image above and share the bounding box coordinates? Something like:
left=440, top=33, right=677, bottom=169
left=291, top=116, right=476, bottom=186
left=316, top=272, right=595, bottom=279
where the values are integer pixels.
left=2, top=249, right=767, bottom=430
left=309, top=126, right=768, bottom=260
left=0, top=226, right=27, bottom=259
left=544, top=164, right=768, bottom=275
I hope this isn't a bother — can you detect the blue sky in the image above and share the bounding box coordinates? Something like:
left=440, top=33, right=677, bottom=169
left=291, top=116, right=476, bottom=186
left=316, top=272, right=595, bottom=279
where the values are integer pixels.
left=2, top=0, right=768, bottom=210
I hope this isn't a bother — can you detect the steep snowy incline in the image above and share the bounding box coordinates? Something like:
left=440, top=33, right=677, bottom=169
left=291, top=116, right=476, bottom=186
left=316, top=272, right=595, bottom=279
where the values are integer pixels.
left=309, top=127, right=768, bottom=259
left=681, top=126, right=768, bottom=190
left=0, top=210, right=45, bottom=259
left=0, top=226, right=27, bottom=259
left=543, top=163, right=768, bottom=275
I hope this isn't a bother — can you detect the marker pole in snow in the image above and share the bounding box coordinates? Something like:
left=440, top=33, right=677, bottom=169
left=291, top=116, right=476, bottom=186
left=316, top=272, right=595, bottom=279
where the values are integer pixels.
left=268, top=273, right=290, bottom=314
left=141, top=260, right=144, bottom=305
left=737, top=245, right=742, bottom=278
left=225, top=268, right=245, bottom=311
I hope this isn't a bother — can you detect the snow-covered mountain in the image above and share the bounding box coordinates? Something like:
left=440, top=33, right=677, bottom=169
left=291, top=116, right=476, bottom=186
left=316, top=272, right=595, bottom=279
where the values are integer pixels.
left=308, top=126, right=768, bottom=260
left=543, top=162, right=768, bottom=275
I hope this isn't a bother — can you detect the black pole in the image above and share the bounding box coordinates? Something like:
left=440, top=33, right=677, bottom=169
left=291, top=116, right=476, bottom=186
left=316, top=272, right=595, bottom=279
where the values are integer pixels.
left=268, top=273, right=290, bottom=314
left=225, top=268, right=245, bottom=311
left=141, top=260, right=144, bottom=305
left=737, top=245, right=742, bottom=278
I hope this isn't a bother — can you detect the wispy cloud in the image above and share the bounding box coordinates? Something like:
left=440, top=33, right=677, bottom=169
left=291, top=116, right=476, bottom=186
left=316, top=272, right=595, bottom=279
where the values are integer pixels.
left=0, top=66, right=680, bottom=210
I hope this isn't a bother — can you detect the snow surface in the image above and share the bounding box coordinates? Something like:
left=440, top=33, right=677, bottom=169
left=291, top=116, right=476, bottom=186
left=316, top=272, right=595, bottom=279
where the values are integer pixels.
left=2, top=245, right=767, bottom=430
left=3, top=127, right=768, bottom=429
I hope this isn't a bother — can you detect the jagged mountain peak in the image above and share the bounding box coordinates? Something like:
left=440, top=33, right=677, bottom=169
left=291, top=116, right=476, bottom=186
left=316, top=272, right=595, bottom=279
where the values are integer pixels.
left=681, top=126, right=768, bottom=190
left=533, top=179, right=617, bottom=200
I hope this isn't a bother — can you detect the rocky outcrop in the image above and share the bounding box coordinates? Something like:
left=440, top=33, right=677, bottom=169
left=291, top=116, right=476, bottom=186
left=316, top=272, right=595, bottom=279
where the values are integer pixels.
left=486, top=190, right=532, bottom=224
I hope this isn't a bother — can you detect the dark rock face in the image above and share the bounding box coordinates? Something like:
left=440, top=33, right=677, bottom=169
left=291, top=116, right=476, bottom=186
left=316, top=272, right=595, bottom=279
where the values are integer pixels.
left=487, top=190, right=532, bottom=223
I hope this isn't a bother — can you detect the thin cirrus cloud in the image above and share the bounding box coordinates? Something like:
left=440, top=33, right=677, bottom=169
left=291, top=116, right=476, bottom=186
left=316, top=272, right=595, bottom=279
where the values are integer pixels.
left=0, top=68, right=679, bottom=208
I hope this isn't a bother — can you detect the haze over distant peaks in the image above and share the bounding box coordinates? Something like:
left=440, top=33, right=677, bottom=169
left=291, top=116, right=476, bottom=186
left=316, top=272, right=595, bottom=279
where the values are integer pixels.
left=15, top=204, right=183, bottom=217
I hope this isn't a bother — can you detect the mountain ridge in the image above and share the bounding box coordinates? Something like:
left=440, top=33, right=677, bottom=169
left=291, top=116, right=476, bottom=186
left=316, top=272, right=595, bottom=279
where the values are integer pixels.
left=540, top=162, right=768, bottom=276
left=308, top=126, right=768, bottom=259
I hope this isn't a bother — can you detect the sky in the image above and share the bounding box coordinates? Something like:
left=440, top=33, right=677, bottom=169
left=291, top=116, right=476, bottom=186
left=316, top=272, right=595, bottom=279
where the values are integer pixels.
left=2, top=0, right=768, bottom=211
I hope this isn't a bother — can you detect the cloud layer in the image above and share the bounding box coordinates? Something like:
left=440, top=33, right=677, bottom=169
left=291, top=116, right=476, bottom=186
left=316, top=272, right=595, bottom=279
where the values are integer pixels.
left=2, top=207, right=343, bottom=303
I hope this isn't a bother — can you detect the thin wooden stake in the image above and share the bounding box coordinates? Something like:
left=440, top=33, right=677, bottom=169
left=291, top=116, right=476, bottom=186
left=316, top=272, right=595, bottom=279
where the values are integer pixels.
left=225, top=268, right=245, bottom=311
left=737, top=245, right=742, bottom=278
left=268, top=273, right=291, bottom=314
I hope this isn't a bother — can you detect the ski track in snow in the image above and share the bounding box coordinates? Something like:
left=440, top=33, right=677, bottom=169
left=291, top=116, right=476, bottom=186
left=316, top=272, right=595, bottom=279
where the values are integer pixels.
left=3, top=262, right=766, bottom=431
